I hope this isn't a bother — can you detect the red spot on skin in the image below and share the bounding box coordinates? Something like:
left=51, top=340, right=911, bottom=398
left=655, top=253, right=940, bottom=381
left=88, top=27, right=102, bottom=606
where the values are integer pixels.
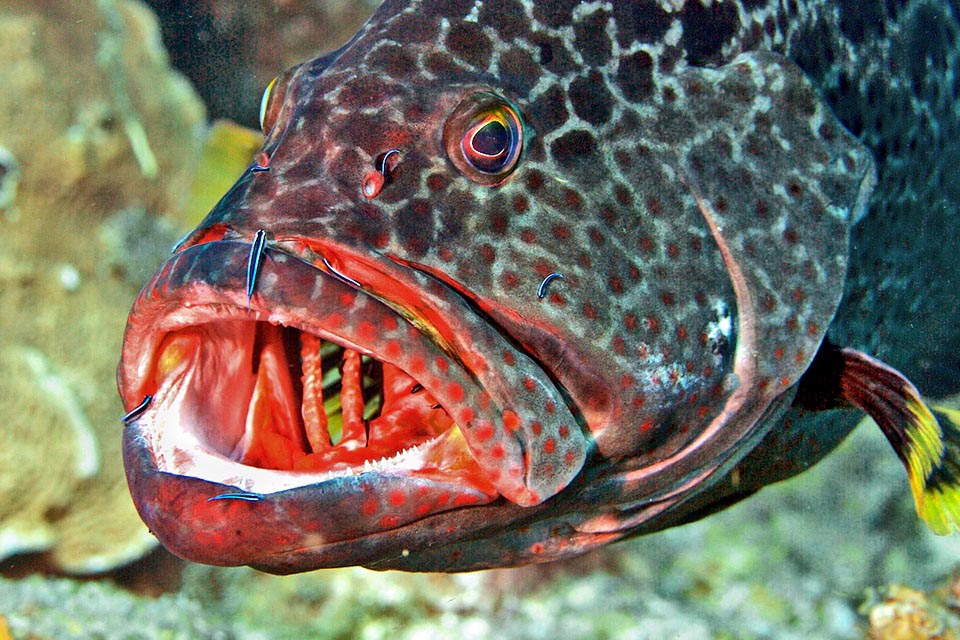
left=358, top=321, right=377, bottom=342
left=501, top=271, right=520, bottom=289
left=629, top=264, right=641, bottom=280
left=435, top=357, right=449, bottom=373
left=565, top=451, right=577, bottom=465
left=459, top=406, right=474, bottom=423
left=526, top=171, right=544, bottom=190
left=325, top=313, right=344, bottom=328
left=702, top=366, right=712, bottom=378
left=621, top=374, right=634, bottom=389
left=477, top=392, right=492, bottom=411
left=338, top=292, right=355, bottom=307
left=793, top=287, right=805, bottom=302
left=558, top=425, right=569, bottom=438
left=503, top=351, right=516, bottom=366
left=646, top=195, right=662, bottom=215
left=577, top=252, right=593, bottom=268
left=637, top=343, right=649, bottom=359
left=437, top=492, right=450, bottom=505
left=426, top=173, right=449, bottom=191
left=379, top=515, right=401, bottom=527
left=660, top=292, right=675, bottom=306
left=544, top=438, right=556, bottom=454
left=389, top=490, right=407, bottom=506
left=454, top=494, right=480, bottom=506
left=408, top=356, right=425, bottom=375
left=609, top=276, right=624, bottom=294
left=480, top=244, right=496, bottom=263
left=612, top=336, right=626, bottom=355
left=780, top=376, right=791, bottom=387
left=795, top=350, right=806, bottom=363
left=583, top=303, right=597, bottom=320
left=417, top=504, right=432, bottom=515
left=808, top=322, right=819, bottom=335
left=363, top=498, right=379, bottom=516
left=667, top=243, right=680, bottom=259
left=523, top=376, right=536, bottom=391
left=676, top=325, right=687, bottom=340
left=490, top=443, right=505, bottom=458
left=786, top=317, right=799, bottom=332
left=384, top=340, right=402, bottom=360
left=685, top=360, right=695, bottom=372
left=640, top=419, right=654, bottom=433
left=382, top=315, right=398, bottom=331
left=783, top=227, right=799, bottom=244
left=447, top=382, right=465, bottom=403
left=755, top=199, right=769, bottom=218
left=439, top=247, right=454, bottom=261
left=774, top=347, right=785, bottom=359
left=699, top=405, right=710, bottom=418
left=503, top=411, right=522, bottom=431
left=544, top=401, right=556, bottom=415
left=531, top=421, right=543, bottom=435
left=531, top=542, right=545, bottom=554
left=513, top=194, right=529, bottom=212
left=625, top=313, right=637, bottom=332
left=589, top=227, right=605, bottom=245
left=475, top=422, right=495, bottom=441
left=552, top=224, right=571, bottom=239
left=565, top=189, right=582, bottom=208
left=549, top=292, right=566, bottom=306
left=520, top=229, right=537, bottom=243
left=639, top=236, right=655, bottom=253
left=689, top=237, right=702, bottom=252
left=646, top=316, right=660, bottom=333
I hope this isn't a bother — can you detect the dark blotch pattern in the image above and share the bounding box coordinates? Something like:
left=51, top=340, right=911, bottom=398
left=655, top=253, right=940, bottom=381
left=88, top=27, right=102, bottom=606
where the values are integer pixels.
left=569, top=73, right=613, bottom=125
left=617, top=50, right=656, bottom=102
left=550, top=129, right=597, bottom=168
left=680, top=0, right=742, bottom=65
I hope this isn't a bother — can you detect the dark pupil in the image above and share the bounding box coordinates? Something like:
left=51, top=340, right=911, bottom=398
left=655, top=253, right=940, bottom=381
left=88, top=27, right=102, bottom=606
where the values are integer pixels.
left=472, top=120, right=508, bottom=156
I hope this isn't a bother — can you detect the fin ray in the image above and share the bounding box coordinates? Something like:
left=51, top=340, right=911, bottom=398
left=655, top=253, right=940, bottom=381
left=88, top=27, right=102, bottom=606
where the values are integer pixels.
left=834, top=347, right=960, bottom=535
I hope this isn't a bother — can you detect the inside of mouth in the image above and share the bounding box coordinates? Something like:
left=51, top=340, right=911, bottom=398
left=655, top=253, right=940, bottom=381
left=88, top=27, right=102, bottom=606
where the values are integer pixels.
left=153, top=319, right=491, bottom=489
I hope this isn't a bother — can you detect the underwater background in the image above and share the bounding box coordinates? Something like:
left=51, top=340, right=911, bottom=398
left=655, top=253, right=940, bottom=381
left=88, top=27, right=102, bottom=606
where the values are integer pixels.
left=0, top=1, right=958, bottom=638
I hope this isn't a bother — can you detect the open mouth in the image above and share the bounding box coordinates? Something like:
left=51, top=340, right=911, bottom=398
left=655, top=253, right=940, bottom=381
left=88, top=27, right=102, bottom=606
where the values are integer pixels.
left=146, top=317, right=494, bottom=497
left=120, top=239, right=589, bottom=516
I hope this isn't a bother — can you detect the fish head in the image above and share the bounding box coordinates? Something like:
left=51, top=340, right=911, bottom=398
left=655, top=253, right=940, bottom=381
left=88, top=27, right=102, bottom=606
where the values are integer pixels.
left=119, top=0, right=876, bottom=572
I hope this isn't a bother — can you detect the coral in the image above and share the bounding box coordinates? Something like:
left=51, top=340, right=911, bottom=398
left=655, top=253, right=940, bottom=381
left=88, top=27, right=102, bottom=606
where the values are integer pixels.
left=0, top=0, right=205, bottom=572
left=861, top=578, right=960, bottom=640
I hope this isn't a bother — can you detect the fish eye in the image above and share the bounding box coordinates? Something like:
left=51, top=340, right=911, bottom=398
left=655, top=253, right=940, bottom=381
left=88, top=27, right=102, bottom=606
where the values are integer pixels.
left=443, top=92, right=523, bottom=186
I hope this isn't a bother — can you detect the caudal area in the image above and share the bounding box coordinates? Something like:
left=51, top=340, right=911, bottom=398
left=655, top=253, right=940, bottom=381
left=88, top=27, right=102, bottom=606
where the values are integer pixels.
left=148, top=319, right=494, bottom=494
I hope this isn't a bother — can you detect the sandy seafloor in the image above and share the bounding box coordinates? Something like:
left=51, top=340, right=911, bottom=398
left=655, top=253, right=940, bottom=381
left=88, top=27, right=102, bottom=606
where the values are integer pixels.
left=3, top=422, right=959, bottom=639
left=1, top=1, right=958, bottom=638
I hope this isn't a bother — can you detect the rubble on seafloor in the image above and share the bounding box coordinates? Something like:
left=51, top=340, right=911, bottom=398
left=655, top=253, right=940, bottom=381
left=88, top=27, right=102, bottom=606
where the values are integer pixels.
left=0, top=0, right=205, bottom=573
left=860, top=574, right=960, bottom=640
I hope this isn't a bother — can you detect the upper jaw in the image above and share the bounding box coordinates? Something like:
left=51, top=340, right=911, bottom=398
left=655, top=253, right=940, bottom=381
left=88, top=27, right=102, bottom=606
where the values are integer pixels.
left=119, top=238, right=590, bottom=509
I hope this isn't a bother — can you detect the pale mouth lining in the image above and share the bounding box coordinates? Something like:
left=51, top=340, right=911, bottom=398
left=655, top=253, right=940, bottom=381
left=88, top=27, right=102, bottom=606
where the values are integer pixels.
left=145, top=316, right=494, bottom=496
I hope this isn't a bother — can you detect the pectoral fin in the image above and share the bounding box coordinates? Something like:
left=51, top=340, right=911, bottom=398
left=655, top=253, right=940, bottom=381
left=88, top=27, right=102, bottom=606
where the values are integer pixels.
left=800, top=344, right=960, bottom=534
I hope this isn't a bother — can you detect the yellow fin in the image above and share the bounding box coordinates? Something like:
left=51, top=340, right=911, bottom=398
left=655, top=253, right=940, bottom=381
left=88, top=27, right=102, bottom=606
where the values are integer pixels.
left=179, top=119, right=264, bottom=229
left=825, top=347, right=959, bottom=534
left=919, top=404, right=960, bottom=534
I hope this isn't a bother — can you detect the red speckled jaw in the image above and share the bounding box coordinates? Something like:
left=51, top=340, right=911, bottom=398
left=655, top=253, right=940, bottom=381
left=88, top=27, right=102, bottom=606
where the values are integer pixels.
left=118, top=240, right=589, bottom=565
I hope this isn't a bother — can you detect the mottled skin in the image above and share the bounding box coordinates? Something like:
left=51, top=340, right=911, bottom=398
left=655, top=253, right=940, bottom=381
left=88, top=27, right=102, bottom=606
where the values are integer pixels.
left=119, top=0, right=960, bottom=572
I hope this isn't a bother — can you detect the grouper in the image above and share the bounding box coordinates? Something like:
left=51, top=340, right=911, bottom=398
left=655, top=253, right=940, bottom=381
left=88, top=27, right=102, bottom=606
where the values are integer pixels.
left=118, top=0, right=960, bottom=573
